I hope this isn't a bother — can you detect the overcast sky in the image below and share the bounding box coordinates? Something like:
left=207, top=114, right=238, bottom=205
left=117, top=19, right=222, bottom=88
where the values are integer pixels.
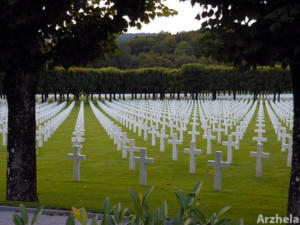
left=127, top=0, right=203, bottom=34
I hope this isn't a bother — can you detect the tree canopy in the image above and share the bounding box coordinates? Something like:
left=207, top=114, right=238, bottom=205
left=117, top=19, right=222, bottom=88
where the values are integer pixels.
left=94, top=30, right=214, bottom=69
left=0, top=0, right=176, bottom=202
left=181, top=0, right=300, bottom=222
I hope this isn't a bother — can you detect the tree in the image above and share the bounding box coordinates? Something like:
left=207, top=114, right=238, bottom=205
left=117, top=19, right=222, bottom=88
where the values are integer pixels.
left=174, top=41, right=194, bottom=55
left=181, top=0, right=300, bottom=222
left=153, top=34, right=177, bottom=55
left=0, top=0, right=176, bottom=202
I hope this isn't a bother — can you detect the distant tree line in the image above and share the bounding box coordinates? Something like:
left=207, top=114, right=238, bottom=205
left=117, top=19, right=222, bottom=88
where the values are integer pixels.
left=21, top=64, right=290, bottom=102
left=90, top=31, right=218, bottom=69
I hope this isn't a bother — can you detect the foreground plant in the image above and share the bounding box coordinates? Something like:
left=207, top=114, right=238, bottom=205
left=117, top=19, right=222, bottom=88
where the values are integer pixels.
left=12, top=181, right=243, bottom=225
left=13, top=204, right=43, bottom=225
left=172, top=181, right=243, bottom=225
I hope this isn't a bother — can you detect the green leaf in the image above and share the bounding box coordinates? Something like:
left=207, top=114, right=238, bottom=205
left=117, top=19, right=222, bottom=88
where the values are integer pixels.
left=161, top=201, right=168, bottom=218
left=216, top=206, right=231, bottom=219
left=129, top=187, right=141, bottom=215
left=13, top=214, right=24, bottom=225
left=236, top=219, right=244, bottom=225
left=142, top=186, right=154, bottom=207
left=193, top=208, right=206, bottom=223
left=81, top=207, right=88, bottom=225
left=175, top=190, right=187, bottom=208
left=19, top=204, right=28, bottom=225
left=113, top=203, right=120, bottom=222
left=185, top=217, right=195, bottom=225
left=65, top=214, right=75, bottom=225
left=91, top=215, right=98, bottom=225
left=209, top=212, right=217, bottom=225
left=192, top=181, right=203, bottom=196
left=104, top=215, right=114, bottom=225
left=31, top=205, right=44, bottom=225
left=103, top=197, right=111, bottom=214
left=172, top=207, right=184, bottom=225
left=72, top=207, right=82, bottom=223
left=214, top=218, right=232, bottom=225
left=186, top=192, right=196, bottom=207
left=121, top=208, right=129, bottom=223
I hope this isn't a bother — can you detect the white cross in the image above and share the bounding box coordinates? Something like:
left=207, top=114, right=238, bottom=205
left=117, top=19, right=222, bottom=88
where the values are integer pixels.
left=168, top=120, right=176, bottom=136
left=43, top=126, right=49, bottom=142
left=148, top=126, right=158, bottom=146
left=133, top=119, right=137, bottom=133
left=73, top=130, right=84, bottom=138
left=202, top=128, right=216, bottom=154
left=280, top=127, right=288, bottom=151
left=222, top=135, right=238, bottom=164
left=161, top=116, right=168, bottom=129
left=2, top=126, right=7, bottom=146
left=256, top=122, right=265, bottom=130
left=119, top=132, right=129, bottom=159
left=68, top=145, right=86, bottom=181
left=190, top=121, right=199, bottom=127
left=134, top=148, right=154, bottom=186
left=215, top=122, right=224, bottom=144
left=208, top=151, right=230, bottom=191
left=168, top=133, right=183, bottom=160
left=142, top=123, right=149, bottom=141
left=37, top=126, right=44, bottom=147
left=252, top=135, right=267, bottom=144
left=188, top=125, right=200, bottom=142
left=223, top=120, right=230, bottom=135
left=254, top=128, right=266, bottom=139
left=276, top=123, right=282, bottom=140
left=231, top=128, right=241, bottom=150
left=177, top=121, right=186, bottom=141
left=157, top=128, right=169, bottom=152
left=184, top=141, right=202, bottom=173
left=124, top=139, right=140, bottom=170
left=250, top=143, right=270, bottom=177
left=113, top=127, right=122, bottom=145
left=71, top=136, right=85, bottom=149
left=201, top=121, right=209, bottom=136
left=282, top=136, right=293, bottom=167
left=137, top=119, right=143, bottom=136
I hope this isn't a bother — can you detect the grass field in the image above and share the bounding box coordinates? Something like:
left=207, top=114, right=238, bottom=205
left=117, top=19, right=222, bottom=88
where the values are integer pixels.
left=0, top=100, right=291, bottom=224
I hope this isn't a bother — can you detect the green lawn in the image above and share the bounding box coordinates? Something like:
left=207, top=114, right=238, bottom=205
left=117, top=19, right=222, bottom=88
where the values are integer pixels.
left=0, top=100, right=291, bottom=224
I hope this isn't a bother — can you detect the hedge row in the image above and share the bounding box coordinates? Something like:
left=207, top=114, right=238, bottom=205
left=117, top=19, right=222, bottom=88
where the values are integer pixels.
left=1, top=64, right=292, bottom=101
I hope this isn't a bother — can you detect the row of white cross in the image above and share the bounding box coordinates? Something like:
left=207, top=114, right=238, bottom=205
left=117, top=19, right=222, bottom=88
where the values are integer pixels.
left=265, top=100, right=293, bottom=167
left=95, top=100, right=257, bottom=190
left=0, top=104, right=7, bottom=147
left=97, top=98, right=294, bottom=191
left=36, top=102, right=66, bottom=125
left=68, top=101, right=86, bottom=181
left=100, top=100, right=255, bottom=156
left=36, top=102, right=75, bottom=149
left=90, top=100, right=154, bottom=186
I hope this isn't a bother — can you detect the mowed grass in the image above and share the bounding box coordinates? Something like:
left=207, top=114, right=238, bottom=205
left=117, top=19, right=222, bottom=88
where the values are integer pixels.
left=0, top=100, right=291, bottom=224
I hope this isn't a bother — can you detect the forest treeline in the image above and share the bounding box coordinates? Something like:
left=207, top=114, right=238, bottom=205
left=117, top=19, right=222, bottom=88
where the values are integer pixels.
left=31, top=64, right=291, bottom=102
left=91, top=31, right=216, bottom=69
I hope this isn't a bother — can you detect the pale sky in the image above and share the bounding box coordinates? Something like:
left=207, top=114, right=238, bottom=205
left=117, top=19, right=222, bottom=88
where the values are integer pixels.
left=127, top=0, right=203, bottom=34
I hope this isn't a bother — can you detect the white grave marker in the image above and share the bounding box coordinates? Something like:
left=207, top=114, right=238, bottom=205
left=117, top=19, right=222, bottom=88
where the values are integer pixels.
left=250, top=143, right=270, bottom=177
left=168, top=133, right=183, bottom=160
left=203, top=128, right=216, bottom=154
left=184, top=141, right=202, bottom=173
left=222, top=135, right=238, bottom=164
left=208, top=151, right=230, bottom=191
left=124, top=139, right=140, bottom=170
left=157, top=128, right=169, bottom=152
left=68, top=145, right=86, bottom=181
left=134, top=148, right=154, bottom=186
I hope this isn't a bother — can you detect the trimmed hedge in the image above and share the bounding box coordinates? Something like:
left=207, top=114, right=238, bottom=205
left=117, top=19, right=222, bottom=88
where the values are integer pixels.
left=0, top=64, right=291, bottom=100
